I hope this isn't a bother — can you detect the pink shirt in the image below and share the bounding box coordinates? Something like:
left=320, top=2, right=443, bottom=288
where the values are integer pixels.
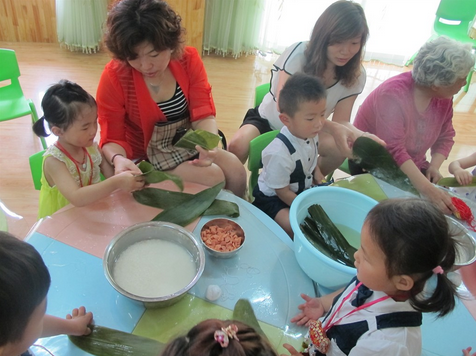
left=354, top=72, right=455, bottom=170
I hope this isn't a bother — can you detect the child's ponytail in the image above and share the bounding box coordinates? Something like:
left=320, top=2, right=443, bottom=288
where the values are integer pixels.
left=32, top=116, right=50, bottom=138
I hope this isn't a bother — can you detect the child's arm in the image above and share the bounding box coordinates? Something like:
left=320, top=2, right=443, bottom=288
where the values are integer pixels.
left=275, top=186, right=298, bottom=207
left=44, top=156, right=145, bottom=207
left=41, top=306, right=93, bottom=338
left=99, top=149, right=115, bottom=179
left=463, top=347, right=476, bottom=356
left=449, top=153, right=476, bottom=186
left=290, top=289, right=344, bottom=326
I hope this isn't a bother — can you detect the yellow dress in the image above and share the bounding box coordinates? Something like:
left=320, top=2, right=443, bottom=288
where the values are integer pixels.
left=38, top=143, right=102, bottom=219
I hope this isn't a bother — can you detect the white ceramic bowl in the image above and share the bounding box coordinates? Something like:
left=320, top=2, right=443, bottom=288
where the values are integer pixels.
left=290, top=186, right=378, bottom=290
left=104, top=221, right=205, bottom=308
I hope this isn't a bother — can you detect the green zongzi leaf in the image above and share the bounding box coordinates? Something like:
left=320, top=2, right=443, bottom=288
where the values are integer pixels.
left=352, top=136, right=418, bottom=195
left=69, top=325, right=165, bottom=356
left=173, top=129, right=221, bottom=151
left=437, top=176, right=476, bottom=187
left=152, top=181, right=225, bottom=226
left=232, top=299, right=267, bottom=340
left=136, top=161, right=183, bottom=191
left=133, top=188, right=239, bottom=218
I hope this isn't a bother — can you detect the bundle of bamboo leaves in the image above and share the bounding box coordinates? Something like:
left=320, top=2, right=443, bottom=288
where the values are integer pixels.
left=300, top=204, right=356, bottom=267
left=133, top=161, right=239, bottom=226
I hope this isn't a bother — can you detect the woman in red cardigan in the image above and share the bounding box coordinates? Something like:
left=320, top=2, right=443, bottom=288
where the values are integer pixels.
left=97, top=0, right=246, bottom=197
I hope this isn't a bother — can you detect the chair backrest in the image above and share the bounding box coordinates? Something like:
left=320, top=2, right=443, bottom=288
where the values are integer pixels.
left=436, top=0, right=476, bottom=22
left=254, top=83, right=271, bottom=107
left=29, top=150, right=45, bottom=191
left=247, top=130, right=280, bottom=200
left=0, top=49, right=21, bottom=82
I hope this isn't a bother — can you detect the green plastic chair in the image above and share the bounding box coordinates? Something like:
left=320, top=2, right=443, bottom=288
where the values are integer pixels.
left=254, top=83, right=270, bottom=107
left=29, top=150, right=46, bottom=191
left=405, top=0, right=476, bottom=91
left=0, top=48, right=46, bottom=149
left=247, top=130, right=280, bottom=201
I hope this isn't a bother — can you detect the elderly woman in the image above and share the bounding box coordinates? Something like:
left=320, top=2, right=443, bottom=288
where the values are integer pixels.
left=97, top=0, right=246, bottom=197
left=352, top=36, right=475, bottom=213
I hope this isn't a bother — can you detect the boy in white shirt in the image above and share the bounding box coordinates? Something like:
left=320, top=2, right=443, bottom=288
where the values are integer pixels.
left=252, top=73, right=327, bottom=238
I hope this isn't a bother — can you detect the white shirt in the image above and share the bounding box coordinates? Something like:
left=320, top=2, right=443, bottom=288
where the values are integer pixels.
left=259, top=41, right=366, bottom=130
left=258, top=126, right=318, bottom=196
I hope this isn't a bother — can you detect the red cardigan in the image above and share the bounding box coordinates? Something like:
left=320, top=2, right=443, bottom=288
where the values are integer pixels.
left=97, top=46, right=216, bottom=160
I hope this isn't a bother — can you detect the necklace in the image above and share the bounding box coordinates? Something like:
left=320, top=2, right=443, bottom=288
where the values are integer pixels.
left=54, top=142, right=93, bottom=187
left=308, top=282, right=390, bottom=354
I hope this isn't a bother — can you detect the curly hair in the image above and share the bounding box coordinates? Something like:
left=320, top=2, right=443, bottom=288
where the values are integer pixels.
left=303, top=1, right=369, bottom=87
left=412, top=36, right=475, bottom=87
left=365, top=198, right=458, bottom=317
left=104, top=0, right=185, bottom=61
left=160, top=319, right=278, bottom=356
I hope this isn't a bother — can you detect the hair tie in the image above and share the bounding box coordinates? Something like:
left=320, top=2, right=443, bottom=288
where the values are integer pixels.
left=432, top=266, right=444, bottom=275
left=214, top=324, right=239, bottom=348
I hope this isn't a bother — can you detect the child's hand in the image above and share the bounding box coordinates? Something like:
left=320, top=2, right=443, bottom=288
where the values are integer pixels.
left=281, top=343, right=303, bottom=356
left=454, top=169, right=473, bottom=186
left=66, top=306, right=93, bottom=336
left=188, top=145, right=217, bottom=167
left=463, top=346, right=476, bottom=356
left=290, top=293, right=325, bottom=326
left=115, top=172, right=145, bottom=192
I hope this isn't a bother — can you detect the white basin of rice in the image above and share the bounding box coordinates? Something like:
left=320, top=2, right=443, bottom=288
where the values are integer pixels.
left=113, top=239, right=196, bottom=298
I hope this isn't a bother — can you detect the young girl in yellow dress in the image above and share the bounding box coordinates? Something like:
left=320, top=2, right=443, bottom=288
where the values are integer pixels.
left=32, top=80, right=145, bottom=218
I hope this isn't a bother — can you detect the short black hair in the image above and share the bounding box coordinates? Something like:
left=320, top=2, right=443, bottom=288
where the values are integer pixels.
left=278, top=73, right=326, bottom=117
left=0, top=232, right=51, bottom=345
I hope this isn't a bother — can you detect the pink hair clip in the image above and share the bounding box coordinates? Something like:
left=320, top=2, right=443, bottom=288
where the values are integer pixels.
left=214, top=324, right=239, bottom=348
left=432, top=266, right=444, bottom=275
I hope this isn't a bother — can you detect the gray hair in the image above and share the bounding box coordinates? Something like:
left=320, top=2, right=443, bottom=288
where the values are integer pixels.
left=412, top=36, right=475, bottom=87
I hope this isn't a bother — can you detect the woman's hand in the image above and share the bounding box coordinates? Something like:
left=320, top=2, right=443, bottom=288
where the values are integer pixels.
left=290, top=294, right=325, bottom=326
left=425, top=165, right=443, bottom=184
left=324, top=122, right=385, bottom=159
left=113, top=155, right=142, bottom=175
left=420, top=183, right=456, bottom=215
left=65, top=306, right=93, bottom=336
left=188, top=145, right=217, bottom=167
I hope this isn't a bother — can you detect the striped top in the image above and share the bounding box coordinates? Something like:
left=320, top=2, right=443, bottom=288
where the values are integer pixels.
left=157, top=83, right=189, bottom=121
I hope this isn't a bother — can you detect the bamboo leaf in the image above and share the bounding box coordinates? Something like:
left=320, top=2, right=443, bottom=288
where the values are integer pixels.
left=173, top=129, right=221, bottom=151
left=232, top=299, right=268, bottom=340
left=136, top=161, right=184, bottom=191
left=152, top=181, right=225, bottom=226
left=300, top=204, right=356, bottom=267
left=69, top=325, right=165, bottom=356
left=133, top=188, right=239, bottom=218
left=352, top=137, right=418, bottom=195
left=437, top=176, right=476, bottom=187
